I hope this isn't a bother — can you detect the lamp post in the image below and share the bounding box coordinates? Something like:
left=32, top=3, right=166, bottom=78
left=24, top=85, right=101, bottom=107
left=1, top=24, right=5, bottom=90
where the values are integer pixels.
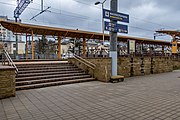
left=95, top=0, right=107, bottom=45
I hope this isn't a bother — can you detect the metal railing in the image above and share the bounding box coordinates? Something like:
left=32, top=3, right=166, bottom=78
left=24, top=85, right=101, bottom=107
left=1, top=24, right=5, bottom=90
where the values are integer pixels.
left=73, top=54, right=96, bottom=70
left=2, top=48, right=18, bottom=74
left=72, top=54, right=96, bottom=77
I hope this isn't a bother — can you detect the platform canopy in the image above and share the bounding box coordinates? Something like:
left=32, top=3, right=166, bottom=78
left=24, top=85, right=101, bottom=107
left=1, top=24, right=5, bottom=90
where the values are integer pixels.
left=156, top=30, right=180, bottom=36
left=0, top=20, right=174, bottom=45
left=156, top=30, right=180, bottom=37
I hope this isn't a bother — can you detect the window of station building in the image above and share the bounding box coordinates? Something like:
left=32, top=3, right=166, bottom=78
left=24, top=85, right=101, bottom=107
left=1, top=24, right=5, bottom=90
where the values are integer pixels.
left=13, top=44, right=16, bottom=48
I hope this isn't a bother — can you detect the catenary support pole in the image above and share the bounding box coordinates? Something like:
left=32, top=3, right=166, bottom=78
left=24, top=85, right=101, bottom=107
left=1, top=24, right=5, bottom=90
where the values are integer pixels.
left=109, top=0, right=118, bottom=76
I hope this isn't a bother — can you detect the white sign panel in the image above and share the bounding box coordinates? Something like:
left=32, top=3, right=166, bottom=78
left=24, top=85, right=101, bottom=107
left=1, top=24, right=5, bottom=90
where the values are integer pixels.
left=129, top=40, right=136, bottom=53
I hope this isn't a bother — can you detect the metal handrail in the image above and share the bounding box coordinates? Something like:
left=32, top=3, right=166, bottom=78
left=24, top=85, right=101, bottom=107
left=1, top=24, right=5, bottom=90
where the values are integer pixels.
left=72, top=54, right=96, bottom=77
left=73, top=54, right=96, bottom=68
left=73, top=56, right=95, bottom=70
left=3, top=48, right=18, bottom=74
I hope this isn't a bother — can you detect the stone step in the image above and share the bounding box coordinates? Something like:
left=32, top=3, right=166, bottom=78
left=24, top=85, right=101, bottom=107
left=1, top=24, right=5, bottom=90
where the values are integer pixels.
left=16, top=78, right=95, bottom=91
left=15, top=61, right=68, bottom=65
left=16, top=75, right=92, bottom=86
left=16, top=73, right=88, bottom=81
left=17, top=66, right=77, bottom=71
left=16, top=63, right=73, bottom=68
left=15, top=61, right=95, bottom=91
left=17, top=70, right=84, bottom=78
left=17, top=68, right=81, bottom=74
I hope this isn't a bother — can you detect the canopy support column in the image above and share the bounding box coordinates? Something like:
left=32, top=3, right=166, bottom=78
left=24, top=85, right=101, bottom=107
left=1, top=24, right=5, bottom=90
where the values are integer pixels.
left=58, top=36, right=61, bottom=60
left=26, top=33, right=28, bottom=59
left=162, top=45, right=165, bottom=56
left=31, top=30, right=34, bottom=60
left=83, top=37, right=86, bottom=58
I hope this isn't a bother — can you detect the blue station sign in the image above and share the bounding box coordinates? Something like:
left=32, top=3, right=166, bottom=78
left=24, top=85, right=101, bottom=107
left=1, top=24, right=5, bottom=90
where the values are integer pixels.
left=104, top=21, right=128, bottom=34
left=103, top=9, right=129, bottom=23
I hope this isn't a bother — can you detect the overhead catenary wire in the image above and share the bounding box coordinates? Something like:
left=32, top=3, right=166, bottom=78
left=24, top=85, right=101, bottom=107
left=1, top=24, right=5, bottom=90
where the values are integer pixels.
left=0, top=1, right=174, bottom=39
left=0, top=1, right=160, bottom=32
left=0, top=1, right=176, bottom=29
left=70, top=0, right=177, bottom=29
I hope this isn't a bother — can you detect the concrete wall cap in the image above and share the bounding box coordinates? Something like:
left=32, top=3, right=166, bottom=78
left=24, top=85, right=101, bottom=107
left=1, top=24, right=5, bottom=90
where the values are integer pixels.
left=0, top=66, right=16, bottom=70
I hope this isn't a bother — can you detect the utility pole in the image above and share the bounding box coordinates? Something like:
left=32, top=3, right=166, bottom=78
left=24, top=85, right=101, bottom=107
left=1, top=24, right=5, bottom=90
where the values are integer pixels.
left=109, top=0, right=118, bottom=76
left=94, top=0, right=107, bottom=45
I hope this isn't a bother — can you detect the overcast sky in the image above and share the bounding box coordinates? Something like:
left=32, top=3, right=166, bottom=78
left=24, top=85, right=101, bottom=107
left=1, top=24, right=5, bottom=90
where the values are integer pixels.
left=0, top=0, right=179, bottom=41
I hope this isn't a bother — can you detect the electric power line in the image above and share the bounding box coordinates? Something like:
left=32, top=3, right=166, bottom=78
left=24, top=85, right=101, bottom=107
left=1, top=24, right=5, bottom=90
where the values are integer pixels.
left=0, top=1, right=175, bottom=29
left=68, top=0, right=177, bottom=29
left=0, top=1, right=173, bottom=39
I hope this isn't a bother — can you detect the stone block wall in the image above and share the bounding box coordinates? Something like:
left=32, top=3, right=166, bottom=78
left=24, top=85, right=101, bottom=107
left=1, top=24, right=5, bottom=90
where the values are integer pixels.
left=87, top=58, right=111, bottom=82
left=132, top=57, right=142, bottom=76
left=173, top=59, right=180, bottom=70
left=0, top=66, right=16, bottom=99
left=143, top=57, right=152, bottom=75
left=152, top=57, right=173, bottom=73
left=69, top=57, right=175, bottom=82
left=69, top=58, right=112, bottom=82
left=117, top=57, right=131, bottom=77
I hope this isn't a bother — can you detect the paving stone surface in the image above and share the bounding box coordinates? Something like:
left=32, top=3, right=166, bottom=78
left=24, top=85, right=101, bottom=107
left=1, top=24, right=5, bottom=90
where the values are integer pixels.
left=1, top=70, right=180, bottom=120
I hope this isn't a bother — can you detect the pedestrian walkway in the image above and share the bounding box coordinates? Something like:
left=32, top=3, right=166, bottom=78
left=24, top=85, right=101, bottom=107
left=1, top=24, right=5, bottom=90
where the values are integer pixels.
left=1, top=70, right=180, bottom=120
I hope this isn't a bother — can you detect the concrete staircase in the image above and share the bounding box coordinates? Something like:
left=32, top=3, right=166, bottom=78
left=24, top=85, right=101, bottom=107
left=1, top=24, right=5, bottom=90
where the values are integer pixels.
left=15, top=61, right=95, bottom=91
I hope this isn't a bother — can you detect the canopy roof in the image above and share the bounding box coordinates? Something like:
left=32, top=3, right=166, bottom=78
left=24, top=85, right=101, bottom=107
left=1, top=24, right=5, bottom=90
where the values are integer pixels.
left=156, top=30, right=180, bottom=37
left=0, top=21, right=175, bottom=46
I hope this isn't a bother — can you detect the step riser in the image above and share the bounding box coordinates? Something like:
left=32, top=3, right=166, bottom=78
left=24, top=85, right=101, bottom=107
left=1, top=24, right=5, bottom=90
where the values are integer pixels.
left=18, top=66, right=77, bottom=71
left=16, top=75, right=92, bottom=86
left=16, top=78, right=95, bottom=91
left=18, top=68, right=81, bottom=74
left=15, top=62, right=95, bottom=91
left=16, top=64, right=74, bottom=68
left=16, top=73, right=88, bottom=81
left=16, top=63, right=71, bottom=67
left=17, top=70, right=84, bottom=78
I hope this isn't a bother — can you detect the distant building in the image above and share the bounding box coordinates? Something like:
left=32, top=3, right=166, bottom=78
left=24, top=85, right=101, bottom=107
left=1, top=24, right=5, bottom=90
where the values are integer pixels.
left=0, top=41, right=25, bottom=55
left=0, top=16, right=21, bottom=41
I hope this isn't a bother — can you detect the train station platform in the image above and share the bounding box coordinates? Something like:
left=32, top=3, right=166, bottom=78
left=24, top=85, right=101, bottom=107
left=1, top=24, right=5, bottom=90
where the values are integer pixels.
left=0, top=70, right=180, bottom=120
